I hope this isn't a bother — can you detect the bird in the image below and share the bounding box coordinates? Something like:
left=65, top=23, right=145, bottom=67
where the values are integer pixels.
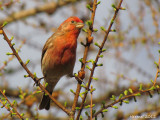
left=39, top=16, right=84, bottom=110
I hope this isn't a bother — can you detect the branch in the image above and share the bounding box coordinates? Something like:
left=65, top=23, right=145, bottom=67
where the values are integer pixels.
left=71, top=0, right=98, bottom=119
left=76, top=0, right=124, bottom=119
left=153, top=56, right=160, bottom=86
left=0, top=28, right=70, bottom=115
left=0, top=89, right=24, bottom=120
left=0, top=0, right=82, bottom=25
left=93, top=85, right=160, bottom=118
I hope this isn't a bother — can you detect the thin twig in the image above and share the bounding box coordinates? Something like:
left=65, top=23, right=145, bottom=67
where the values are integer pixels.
left=76, top=0, right=124, bottom=119
left=93, top=85, right=160, bottom=118
left=0, top=29, right=70, bottom=115
left=153, top=57, right=160, bottom=86
left=90, top=86, right=93, bottom=120
left=71, top=0, right=98, bottom=119
left=0, top=89, right=24, bottom=120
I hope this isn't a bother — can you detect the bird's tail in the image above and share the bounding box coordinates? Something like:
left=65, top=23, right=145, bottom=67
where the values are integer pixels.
left=39, top=84, right=54, bottom=110
left=39, top=92, right=52, bottom=110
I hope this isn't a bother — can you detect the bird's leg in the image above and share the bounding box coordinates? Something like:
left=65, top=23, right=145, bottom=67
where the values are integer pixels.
left=33, top=77, right=44, bottom=86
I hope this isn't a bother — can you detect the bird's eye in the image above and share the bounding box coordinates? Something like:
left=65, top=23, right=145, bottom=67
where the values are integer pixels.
left=71, top=21, right=75, bottom=23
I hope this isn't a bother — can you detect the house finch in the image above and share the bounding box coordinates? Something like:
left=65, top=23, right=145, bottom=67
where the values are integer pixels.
left=39, top=16, right=84, bottom=110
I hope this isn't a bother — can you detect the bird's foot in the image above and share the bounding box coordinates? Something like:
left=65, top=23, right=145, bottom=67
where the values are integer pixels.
left=33, top=77, right=44, bottom=86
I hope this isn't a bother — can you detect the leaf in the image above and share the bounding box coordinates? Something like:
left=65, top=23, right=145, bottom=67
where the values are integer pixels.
left=124, top=90, right=128, bottom=95
left=112, top=106, right=118, bottom=109
left=128, top=88, right=133, bottom=94
left=102, top=109, right=108, bottom=112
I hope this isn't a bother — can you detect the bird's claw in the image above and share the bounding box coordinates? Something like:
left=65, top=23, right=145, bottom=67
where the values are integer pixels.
left=33, top=77, right=44, bottom=86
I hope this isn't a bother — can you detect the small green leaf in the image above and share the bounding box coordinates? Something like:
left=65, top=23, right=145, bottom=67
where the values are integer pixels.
left=150, top=79, right=154, bottom=83
left=100, top=26, right=106, bottom=31
left=11, top=113, right=16, bottom=116
left=139, top=84, right=143, bottom=91
left=110, top=29, right=116, bottom=32
left=64, top=101, right=67, bottom=107
left=36, top=91, right=42, bottom=94
left=94, top=42, right=100, bottom=47
left=99, top=55, right=103, bottom=58
left=10, top=36, right=14, bottom=41
left=93, top=29, right=98, bottom=32
left=97, top=1, right=101, bottom=5
left=2, top=100, right=7, bottom=105
left=81, top=84, right=86, bottom=88
left=112, top=106, right=118, bottom=109
left=3, top=90, right=5, bottom=94
left=149, top=86, right=155, bottom=90
left=101, top=49, right=106, bottom=52
left=25, top=59, right=30, bottom=65
left=6, top=104, right=11, bottom=109
left=124, top=90, right=128, bottom=95
left=86, top=65, right=91, bottom=70
left=86, top=20, right=92, bottom=26
left=24, top=75, right=29, bottom=78
left=86, top=4, right=91, bottom=9
left=123, top=100, right=129, bottom=104
left=119, top=94, right=123, bottom=99
left=45, top=82, right=48, bottom=87
left=79, top=58, right=83, bottom=63
left=85, top=111, right=89, bottom=116
left=102, top=109, right=108, bottom=112
left=128, top=88, right=133, bottom=94
left=154, top=61, right=159, bottom=68
left=70, top=89, right=74, bottom=94
left=120, top=7, right=126, bottom=10
left=74, top=73, right=78, bottom=77
left=11, top=43, right=15, bottom=46
left=21, top=113, right=24, bottom=117
left=97, top=63, right=103, bottom=66
left=12, top=100, right=17, bottom=105
left=111, top=19, right=114, bottom=24
left=80, top=115, right=83, bottom=120
left=110, top=95, right=116, bottom=101
left=92, top=77, right=98, bottom=81
left=135, top=93, right=141, bottom=96
left=33, top=72, right=36, bottom=78
left=6, top=52, right=13, bottom=55
left=111, top=4, right=116, bottom=9
left=156, top=85, right=159, bottom=89
left=82, top=28, right=88, bottom=33
left=2, top=21, right=8, bottom=27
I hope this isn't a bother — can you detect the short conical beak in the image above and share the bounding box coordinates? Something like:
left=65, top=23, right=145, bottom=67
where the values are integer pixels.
left=76, top=22, right=84, bottom=28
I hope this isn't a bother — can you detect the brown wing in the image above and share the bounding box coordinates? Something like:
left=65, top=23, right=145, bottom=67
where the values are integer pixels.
left=41, top=32, right=64, bottom=64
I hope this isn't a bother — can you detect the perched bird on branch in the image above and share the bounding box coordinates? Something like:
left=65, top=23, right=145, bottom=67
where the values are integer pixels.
left=39, top=16, right=84, bottom=110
